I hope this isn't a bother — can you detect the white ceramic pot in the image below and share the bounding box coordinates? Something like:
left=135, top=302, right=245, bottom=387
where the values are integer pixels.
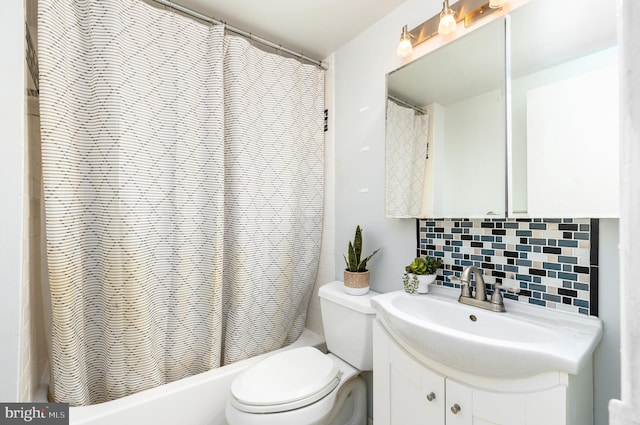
left=409, top=273, right=437, bottom=294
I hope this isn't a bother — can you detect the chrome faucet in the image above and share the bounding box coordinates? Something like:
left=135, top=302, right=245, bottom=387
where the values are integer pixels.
left=454, top=266, right=519, bottom=313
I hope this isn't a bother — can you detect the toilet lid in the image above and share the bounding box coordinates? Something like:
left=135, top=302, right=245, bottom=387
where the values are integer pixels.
left=230, top=347, right=341, bottom=413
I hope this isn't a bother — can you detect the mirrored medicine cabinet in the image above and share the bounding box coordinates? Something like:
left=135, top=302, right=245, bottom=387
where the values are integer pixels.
left=385, top=0, right=619, bottom=219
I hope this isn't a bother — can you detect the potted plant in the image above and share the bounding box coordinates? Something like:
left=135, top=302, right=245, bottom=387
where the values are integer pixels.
left=404, top=256, right=442, bottom=294
left=343, top=225, right=380, bottom=295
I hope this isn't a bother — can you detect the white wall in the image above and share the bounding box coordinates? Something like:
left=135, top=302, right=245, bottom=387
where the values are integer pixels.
left=333, top=0, right=442, bottom=293
left=609, top=0, right=640, bottom=422
left=0, top=0, right=26, bottom=402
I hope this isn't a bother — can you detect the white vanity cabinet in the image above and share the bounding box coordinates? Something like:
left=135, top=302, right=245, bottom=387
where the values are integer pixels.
left=373, top=320, right=591, bottom=425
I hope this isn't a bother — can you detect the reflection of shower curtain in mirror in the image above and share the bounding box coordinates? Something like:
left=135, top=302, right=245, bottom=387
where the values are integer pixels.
left=385, top=100, right=429, bottom=217
left=38, top=0, right=324, bottom=406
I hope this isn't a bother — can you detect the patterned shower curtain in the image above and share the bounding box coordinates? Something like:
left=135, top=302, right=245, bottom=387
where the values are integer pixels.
left=38, top=0, right=324, bottom=406
left=385, top=99, right=429, bottom=217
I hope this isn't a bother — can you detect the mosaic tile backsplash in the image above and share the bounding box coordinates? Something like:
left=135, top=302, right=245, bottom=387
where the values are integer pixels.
left=418, top=218, right=598, bottom=316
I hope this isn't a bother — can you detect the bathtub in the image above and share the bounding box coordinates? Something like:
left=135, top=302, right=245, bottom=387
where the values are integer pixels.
left=67, top=329, right=325, bottom=425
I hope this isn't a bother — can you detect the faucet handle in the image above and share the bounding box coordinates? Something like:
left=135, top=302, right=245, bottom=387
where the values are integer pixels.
left=491, top=284, right=520, bottom=305
left=494, top=284, right=520, bottom=294
left=448, top=275, right=472, bottom=298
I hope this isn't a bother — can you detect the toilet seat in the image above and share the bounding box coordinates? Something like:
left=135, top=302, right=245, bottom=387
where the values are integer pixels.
left=230, top=347, right=341, bottom=414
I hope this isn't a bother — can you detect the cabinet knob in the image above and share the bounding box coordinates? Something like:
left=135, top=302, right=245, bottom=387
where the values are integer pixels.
left=426, top=392, right=436, bottom=402
left=450, top=403, right=461, bottom=414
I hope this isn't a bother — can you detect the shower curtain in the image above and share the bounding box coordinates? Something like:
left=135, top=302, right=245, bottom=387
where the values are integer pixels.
left=38, top=0, right=324, bottom=406
left=385, top=99, right=429, bottom=217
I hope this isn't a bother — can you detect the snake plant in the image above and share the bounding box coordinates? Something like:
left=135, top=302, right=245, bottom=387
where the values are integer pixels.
left=343, top=225, right=380, bottom=272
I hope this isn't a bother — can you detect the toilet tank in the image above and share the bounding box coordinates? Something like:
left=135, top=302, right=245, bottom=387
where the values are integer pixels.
left=318, top=281, right=378, bottom=371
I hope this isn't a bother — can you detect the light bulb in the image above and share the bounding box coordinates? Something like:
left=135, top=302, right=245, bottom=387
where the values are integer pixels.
left=438, top=9, right=457, bottom=35
left=489, top=0, right=505, bottom=9
left=397, top=38, right=413, bottom=57
left=396, top=25, right=413, bottom=58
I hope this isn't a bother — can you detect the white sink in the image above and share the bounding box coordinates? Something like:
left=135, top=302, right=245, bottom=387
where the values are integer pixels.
left=371, top=287, right=603, bottom=378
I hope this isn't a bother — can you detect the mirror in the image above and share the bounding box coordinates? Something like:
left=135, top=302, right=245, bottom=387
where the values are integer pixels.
left=385, top=17, right=507, bottom=218
left=510, top=0, right=618, bottom=217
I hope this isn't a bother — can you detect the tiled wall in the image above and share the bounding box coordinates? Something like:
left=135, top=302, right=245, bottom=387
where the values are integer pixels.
left=418, top=218, right=598, bottom=316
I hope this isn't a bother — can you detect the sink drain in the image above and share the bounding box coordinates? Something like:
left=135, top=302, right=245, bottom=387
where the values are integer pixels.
left=469, top=315, right=477, bottom=322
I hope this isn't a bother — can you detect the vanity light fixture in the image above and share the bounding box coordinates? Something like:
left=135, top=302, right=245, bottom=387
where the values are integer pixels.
left=397, top=25, right=414, bottom=57
left=395, top=0, right=506, bottom=57
left=438, top=0, right=457, bottom=36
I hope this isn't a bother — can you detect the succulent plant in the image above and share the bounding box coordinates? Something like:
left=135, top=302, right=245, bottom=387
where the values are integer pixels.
left=405, top=256, right=442, bottom=275
left=344, top=225, right=381, bottom=272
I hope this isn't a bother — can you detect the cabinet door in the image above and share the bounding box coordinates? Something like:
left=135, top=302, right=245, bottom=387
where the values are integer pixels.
left=448, top=379, right=566, bottom=425
left=445, top=379, right=472, bottom=425
left=525, top=62, right=619, bottom=217
left=389, top=343, right=445, bottom=424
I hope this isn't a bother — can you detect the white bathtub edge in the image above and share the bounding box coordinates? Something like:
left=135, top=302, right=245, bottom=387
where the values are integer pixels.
left=67, top=328, right=325, bottom=425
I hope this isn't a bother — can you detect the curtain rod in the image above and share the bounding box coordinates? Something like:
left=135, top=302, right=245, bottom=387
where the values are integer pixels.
left=388, top=95, right=427, bottom=115
left=151, top=0, right=329, bottom=70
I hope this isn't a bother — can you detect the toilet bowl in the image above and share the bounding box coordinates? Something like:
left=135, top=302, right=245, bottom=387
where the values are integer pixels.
left=225, top=281, right=378, bottom=425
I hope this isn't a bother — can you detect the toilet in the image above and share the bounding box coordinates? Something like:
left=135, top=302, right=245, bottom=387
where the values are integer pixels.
left=225, top=280, right=377, bottom=425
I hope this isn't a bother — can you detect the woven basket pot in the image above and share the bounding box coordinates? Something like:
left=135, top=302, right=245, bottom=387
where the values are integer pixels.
left=343, top=270, right=371, bottom=296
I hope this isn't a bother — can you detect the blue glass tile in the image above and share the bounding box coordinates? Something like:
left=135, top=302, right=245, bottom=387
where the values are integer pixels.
left=533, top=276, right=542, bottom=283
left=529, top=299, right=546, bottom=307
left=563, top=265, right=573, bottom=272
left=530, top=283, right=547, bottom=292
left=481, top=235, right=494, bottom=242
left=516, top=245, right=532, bottom=252
left=519, top=282, right=528, bottom=289
left=516, top=259, right=532, bottom=267
left=529, top=238, right=547, bottom=245
left=452, top=228, right=463, bottom=234
left=578, top=308, right=589, bottom=315
left=504, top=293, right=519, bottom=301
left=492, top=243, right=506, bottom=250
left=549, top=271, right=557, bottom=278
left=532, top=291, right=542, bottom=299
left=444, top=246, right=454, bottom=252
left=452, top=240, right=463, bottom=246
left=558, top=272, right=578, bottom=280
left=496, top=237, right=503, bottom=242
left=452, top=253, right=463, bottom=259
left=563, top=281, right=573, bottom=288
left=543, top=262, right=562, bottom=271
left=434, top=252, right=445, bottom=258
left=516, top=230, right=532, bottom=237
left=504, top=265, right=518, bottom=273
left=461, top=260, right=473, bottom=266
left=558, top=240, right=579, bottom=248
left=481, top=249, right=495, bottom=256
left=548, top=239, right=557, bottom=246
left=558, top=256, right=578, bottom=264
left=516, top=274, right=532, bottom=282
left=471, top=255, right=484, bottom=262
left=573, top=299, right=589, bottom=308
left=543, top=294, right=561, bottom=303
left=530, top=223, right=547, bottom=230
left=574, top=283, right=589, bottom=291
left=575, top=232, right=589, bottom=240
